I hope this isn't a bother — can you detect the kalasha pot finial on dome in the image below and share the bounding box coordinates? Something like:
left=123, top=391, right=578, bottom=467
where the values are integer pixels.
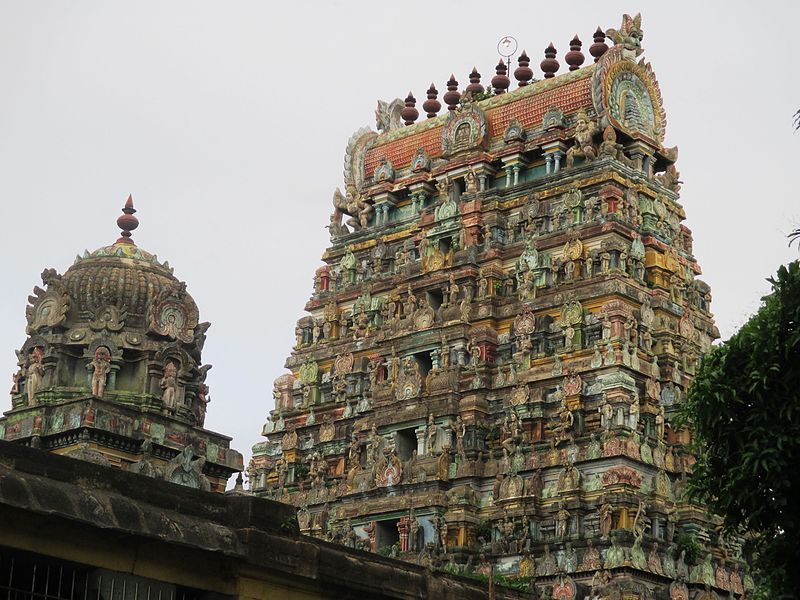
left=116, top=194, right=139, bottom=245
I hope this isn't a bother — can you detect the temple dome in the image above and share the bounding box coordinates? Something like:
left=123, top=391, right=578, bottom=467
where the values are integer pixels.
left=63, top=241, right=181, bottom=327
left=8, top=195, right=243, bottom=490
left=24, top=196, right=200, bottom=344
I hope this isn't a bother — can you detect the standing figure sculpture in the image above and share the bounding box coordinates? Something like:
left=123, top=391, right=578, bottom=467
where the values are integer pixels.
left=556, top=504, right=570, bottom=540
left=195, top=382, right=210, bottom=426
left=25, top=348, right=44, bottom=407
left=426, top=414, right=438, bottom=456
left=90, top=346, right=111, bottom=398
left=454, top=415, right=466, bottom=461
left=600, top=500, right=614, bottom=538
left=160, top=362, right=179, bottom=414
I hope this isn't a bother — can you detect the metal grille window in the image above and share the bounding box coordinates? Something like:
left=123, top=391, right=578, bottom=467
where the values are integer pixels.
left=0, top=550, right=228, bottom=600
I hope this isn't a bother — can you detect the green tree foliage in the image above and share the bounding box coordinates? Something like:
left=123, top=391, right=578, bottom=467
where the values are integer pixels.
left=681, top=261, right=800, bottom=598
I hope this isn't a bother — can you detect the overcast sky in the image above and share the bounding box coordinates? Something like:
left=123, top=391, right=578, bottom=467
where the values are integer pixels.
left=1, top=1, right=798, bottom=470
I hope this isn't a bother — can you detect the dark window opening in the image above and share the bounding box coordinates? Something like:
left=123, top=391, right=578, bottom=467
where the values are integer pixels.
left=426, top=289, right=443, bottom=311
left=375, top=520, right=400, bottom=552
left=413, top=352, right=433, bottom=378
left=394, top=428, right=417, bottom=461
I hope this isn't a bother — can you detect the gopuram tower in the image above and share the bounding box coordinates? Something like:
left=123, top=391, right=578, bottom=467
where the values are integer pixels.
left=252, top=14, right=750, bottom=598
left=3, top=197, right=243, bottom=492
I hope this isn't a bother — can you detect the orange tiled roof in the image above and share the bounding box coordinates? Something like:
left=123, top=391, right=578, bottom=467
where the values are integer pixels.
left=364, top=126, right=443, bottom=177
left=363, top=72, right=593, bottom=176
left=488, top=76, right=592, bottom=139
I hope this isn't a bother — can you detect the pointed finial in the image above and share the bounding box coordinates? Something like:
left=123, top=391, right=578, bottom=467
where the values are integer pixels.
left=443, top=75, right=461, bottom=111
left=589, top=27, right=608, bottom=62
left=540, top=43, right=559, bottom=79
left=422, top=83, right=441, bottom=118
left=401, top=92, right=419, bottom=126
left=514, top=51, right=533, bottom=87
left=116, top=194, right=139, bottom=245
left=565, top=35, right=585, bottom=71
left=465, top=67, right=484, bottom=95
left=491, top=59, right=510, bottom=94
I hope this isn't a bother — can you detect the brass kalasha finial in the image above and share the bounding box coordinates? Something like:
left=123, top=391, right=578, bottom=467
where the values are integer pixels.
left=116, top=194, right=139, bottom=245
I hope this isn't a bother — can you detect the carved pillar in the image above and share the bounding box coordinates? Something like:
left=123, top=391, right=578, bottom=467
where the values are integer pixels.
left=542, top=141, right=568, bottom=177
left=108, top=362, right=120, bottom=391
left=372, top=190, right=399, bottom=225
left=504, top=166, right=513, bottom=188
left=415, top=427, right=426, bottom=456
left=397, top=517, right=410, bottom=552
left=365, top=521, right=377, bottom=552
left=501, top=154, right=526, bottom=188
left=553, top=150, right=563, bottom=173
left=643, top=155, right=654, bottom=179
left=599, top=185, right=624, bottom=216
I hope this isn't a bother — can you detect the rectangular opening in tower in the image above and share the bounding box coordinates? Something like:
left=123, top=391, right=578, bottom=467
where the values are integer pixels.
left=394, top=428, right=417, bottom=461
left=426, top=289, right=443, bottom=311
left=375, top=519, right=400, bottom=553
left=413, top=351, right=432, bottom=378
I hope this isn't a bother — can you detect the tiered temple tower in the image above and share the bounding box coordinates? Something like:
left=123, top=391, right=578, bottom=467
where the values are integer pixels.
left=3, top=197, right=243, bottom=492
left=252, top=14, right=749, bottom=598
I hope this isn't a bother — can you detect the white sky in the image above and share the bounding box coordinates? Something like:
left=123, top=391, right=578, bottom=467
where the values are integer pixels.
left=1, top=1, right=798, bottom=468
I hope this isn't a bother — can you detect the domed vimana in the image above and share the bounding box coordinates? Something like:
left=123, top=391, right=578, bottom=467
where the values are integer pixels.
left=250, top=13, right=753, bottom=599
left=3, top=196, right=243, bottom=492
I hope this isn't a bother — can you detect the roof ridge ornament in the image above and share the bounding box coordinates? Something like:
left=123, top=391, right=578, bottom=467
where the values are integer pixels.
left=116, top=194, right=139, bottom=245
left=606, top=13, right=644, bottom=58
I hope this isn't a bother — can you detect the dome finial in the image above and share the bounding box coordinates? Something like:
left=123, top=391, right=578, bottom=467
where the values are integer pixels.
left=116, top=194, right=139, bottom=245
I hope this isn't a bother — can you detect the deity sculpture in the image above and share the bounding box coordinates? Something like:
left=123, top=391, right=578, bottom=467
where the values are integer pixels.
left=599, top=501, right=614, bottom=538
left=648, top=542, right=664, bottom=575
left=598, top=125, right=627, bottom=163
left=160, top=362, right=179, bottom=413
left=631, top=533, right=647, bottom=570
left=565, top=111, right=597, bottom=168
left=580, top=539, right=601, bottom=571
left=561, top=542, right=578, bottom=573
left=501, top=411, right=523, bottom=461
left=332, top=185, right=373, bottom=234
left=519, top=549, right=536, bottom=577
left=605, top=536, right=625, bottom=568
left=629, top=394, right=641, bottom=430
left=447, top=274, right=459, bottom=306
left=600, top=396, right=614, bottom=430
left=540, top=544, right=557, bottom=576
left=90, top=346, right=111, bottom=398
left=655, top=405, right=665, bottom=442
left=25, top=348, right=45, bottom=407
left=555, top=504, right=570, bottom=540
left=554, top=397, right=574, bottom=443
left=454, top=415, right=466, bottom=461
left=426, top=414, right=438, bottom=456
left=195, top=382, right=210, bottom=426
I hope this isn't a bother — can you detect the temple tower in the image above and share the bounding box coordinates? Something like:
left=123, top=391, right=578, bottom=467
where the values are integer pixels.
left=252, top=14, right=748, bottom=598
left=3, top=197, right=243, bottom=492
